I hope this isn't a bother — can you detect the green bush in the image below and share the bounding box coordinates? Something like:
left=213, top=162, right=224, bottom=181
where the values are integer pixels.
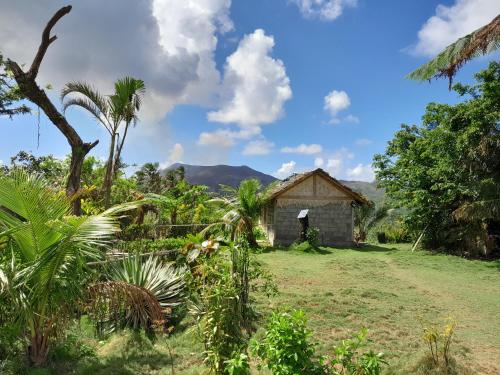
left=329, top=328, right=387, bottom=375
left=251, top=309, right=325, bottom=375
left=376, top=222, right=411, bottom=244
left=117, top=237, right=187, bottom=255
left=224, top=352, right=250, bottom=375
left=306, top=227, right=320, bottom=247
left=118, top=223, right=154, bottom=241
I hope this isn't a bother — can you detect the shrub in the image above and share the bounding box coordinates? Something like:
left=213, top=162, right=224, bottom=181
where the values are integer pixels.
left=191, top=258, right=245, bottom=374
left=376, top=221, right=411, bottom=243
left=306, top=227, right=320, bottom=247
left=225, top=352, right=250, bottom=375
left=328, top=328, right=387, bottom=375
left=251, top=309, right=325, bottom=375
left=119, top=223, right=154, bottom=241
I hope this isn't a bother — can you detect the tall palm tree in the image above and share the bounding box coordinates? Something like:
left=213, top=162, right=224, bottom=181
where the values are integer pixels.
left=408, top=15, right=500, bottom=87
left=209, top=179, right=269, bottom=247
left=0, top=170, right=154, bottom=365
left=61, top=77, right=145, bottom=207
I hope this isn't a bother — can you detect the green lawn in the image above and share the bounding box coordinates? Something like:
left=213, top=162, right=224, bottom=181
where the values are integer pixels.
left=256, top=244, right=500, bottom=374
left=34, top=243, right=500, bottom=374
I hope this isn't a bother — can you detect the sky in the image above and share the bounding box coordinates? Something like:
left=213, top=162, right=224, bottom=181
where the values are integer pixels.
left=0, top=0, right=499, bottom=181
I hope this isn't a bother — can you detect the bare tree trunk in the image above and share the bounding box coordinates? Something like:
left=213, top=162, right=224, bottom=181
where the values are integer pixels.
left=102, top=133, right=116, bottom=208
left=6, top=6, right=98, bottom=215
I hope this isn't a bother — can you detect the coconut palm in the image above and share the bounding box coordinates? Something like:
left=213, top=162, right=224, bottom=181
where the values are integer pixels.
left=0, top=170, right=155, bottom=365
left=408, top=15, right=500, bottom=86
left=209, top=179, right=269, bottom=247
left=61, top=77, right=145, bottom=207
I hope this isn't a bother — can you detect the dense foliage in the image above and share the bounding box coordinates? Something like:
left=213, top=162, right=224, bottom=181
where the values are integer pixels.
left=374, top=62, right=500, bottom=257
left=0, top=53, right=29, bottom=117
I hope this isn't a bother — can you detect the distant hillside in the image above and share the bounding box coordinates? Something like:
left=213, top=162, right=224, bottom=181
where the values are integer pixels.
left=339, top=180, right=385, bottom=206
left=164, top=164, right=384, bottom=203
left=164, top=163, right=277, bottom=192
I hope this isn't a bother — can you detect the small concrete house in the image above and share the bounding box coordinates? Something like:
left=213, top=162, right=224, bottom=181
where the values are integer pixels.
left=260, top=168, right=369, bottom=246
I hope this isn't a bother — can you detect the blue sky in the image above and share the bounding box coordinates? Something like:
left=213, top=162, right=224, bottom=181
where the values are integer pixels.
left=1, top=0, right=499, bottom=181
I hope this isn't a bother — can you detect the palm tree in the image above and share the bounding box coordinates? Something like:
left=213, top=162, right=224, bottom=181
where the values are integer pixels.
left=408, top=15, right=500, bottom=87
left=353, top=203, right=389, bottom=245
left=0, top=170, right=152, bottom=365
left=209, top=179, right=269, bottom=247
left=61, top=77, right=145, bottom=207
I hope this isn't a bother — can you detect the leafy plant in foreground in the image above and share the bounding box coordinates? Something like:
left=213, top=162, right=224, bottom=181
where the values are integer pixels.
left=329, top=328, right=387, bottom=375
left=0, top=170, right=141, bottom=365
left=251, top=309, right=326, bottom=375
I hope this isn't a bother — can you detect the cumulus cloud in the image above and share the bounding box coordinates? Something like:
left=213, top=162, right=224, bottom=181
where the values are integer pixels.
left=197, top=126, right=262, bottom=148
left=275, top=161, right=296, bottom=178
left=324, top=90, right=359, bottom=125
left=324, top=90, right=350, bottom=116
left=0, top=0, right=233, bottom=124
left=314, top=157, right=324, bottom=167
left=205, top=29, right=292, bottom=142
left=242, top=139, right=275, bottom=155
left=281, top=143, right=322, bottom=155
left=291, top=0, right=358, bottom=21
left=410, top=0, right=500, bottom=57
left=346, top=163, right=375, bottom=182
left=326, top=158, right=342, bottom=176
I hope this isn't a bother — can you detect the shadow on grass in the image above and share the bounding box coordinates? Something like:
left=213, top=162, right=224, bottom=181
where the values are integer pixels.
left=256, top=244, right=332, bottom=255
left=257, top=243, right=398, bottom=255
left=350, top=243, right=397, bottom=253
left=74, top=350, right=175, bottom=375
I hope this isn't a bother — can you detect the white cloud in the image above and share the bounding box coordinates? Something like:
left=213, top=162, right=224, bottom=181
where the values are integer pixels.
left=324, top=90, right=360, bottom=125
left=207, top=29, right=292, bottom=135
left=411, top=0, right=500, bottom=57
left=314, top=157, right=324, bottom=167
left=291, top=0, right=358, bottom=21
left=344, top=114, right=360, bottom=124
left=197, top=126, right=262, bottom=148
left=281, top=143, right=322, bottom=155
left=168, top=143, right=184, bottom=163
left=324, top=90, right=350, bottom=116
left=346, top=163, right=375, bottom=182
left=242, top=139, right=275, bottom=155
left=275, top=161, right=296, bottom=178
left=355, top=138, right=372, bottom=146
left=198, top=129, right=236, bottom=147
left=326, top=158, right=342, bottom=177
left=0, top=0, right=233, bottom=124
left=159, top=142, right=184, bottom=168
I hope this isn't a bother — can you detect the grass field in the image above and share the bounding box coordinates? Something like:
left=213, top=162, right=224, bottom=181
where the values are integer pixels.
left=35, top=243, right=500, bottom=374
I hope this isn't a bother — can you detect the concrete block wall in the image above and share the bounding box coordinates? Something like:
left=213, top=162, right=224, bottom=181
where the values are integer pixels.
left=273, top=201, right=353, bottom=246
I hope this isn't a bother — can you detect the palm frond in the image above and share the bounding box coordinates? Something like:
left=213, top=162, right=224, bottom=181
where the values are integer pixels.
left=108, top=255, right=185, bottom=309
left=61, top=81, right=109, bottom=117
left=86, top=280, right=164, bottom=331
left=408, top=15, right=500, bottom=86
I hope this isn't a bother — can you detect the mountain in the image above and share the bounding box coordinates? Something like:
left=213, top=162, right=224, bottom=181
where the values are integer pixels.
left=339, top=180, right=385, bottom=206
left=164, top=163, right=384, bottom=204
left=164, top=163, right=277, bottom=192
